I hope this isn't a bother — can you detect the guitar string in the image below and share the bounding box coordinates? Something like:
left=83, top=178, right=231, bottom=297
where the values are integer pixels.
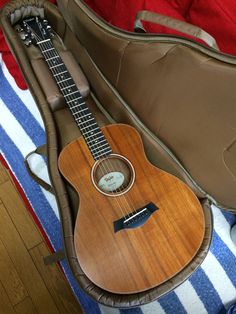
left=31, top=28, right=135, bottom=219
left=41, top=42, right=137, bottom=219
left=36, top=36, right=134, bottom=218
left=31, top=26, right=136, bottom=219
left=38, top=42, right=131, bottom=218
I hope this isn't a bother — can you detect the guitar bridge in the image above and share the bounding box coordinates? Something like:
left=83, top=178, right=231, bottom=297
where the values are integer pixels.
left=113, top=202, right=159, bottom=233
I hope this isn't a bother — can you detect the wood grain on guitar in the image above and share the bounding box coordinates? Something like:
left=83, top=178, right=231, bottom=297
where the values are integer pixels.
left=19, top=16, right=205, bottom=294
left=59, top=124, right=205, bottom=294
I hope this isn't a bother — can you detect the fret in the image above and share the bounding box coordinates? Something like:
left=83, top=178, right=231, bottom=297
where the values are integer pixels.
left=92, top=147, right=111, bottom=158
left=44, top=52, right=58, bottom=60
left=49, top=63, right=64, bottom=69
left=69, top=103, right=82, bottom=109
left=48, top=59, right=64, bottom=67
left=79, top=108, right=90, bottom=113
left=92, top=147, right=112, bottom=157
left=72, top=113, right=91, bottom=123
left=61, top=84, right=76, bottom=91
left=60, top=85, right=76, bottom=93
left=42, top=47, right=55, bottom=53
left=64, top=90, right=80, bottom=97
left=85, top=133, right=104, bottom=141
left=53, top=70, right=68, bottom=77
left=48, top=63, right=65, bottom=71
left=37, top=39, right=51, bottom=44
left=88, top=138, right=107, bottom=145
left=92, top=151, right=112, bottom=161
left=89, top=141, right=110, bottom=150
left=70, top=102, right=86, bottom=109
left=69, top=104, right=86, bottom=113
left=57, top=77, right=73, bottom=84
left=77, top=119, right=94, bottom=126
left=78, top=113, right=92, bottom=119
left=92, top=151, right=111, bottom=159
left=46, top=55, right=60, bottom=61
left=50, top=65, right=67, bottom=74
left=38, top=40, right=112, bottom=160
left=95, top=146, right=112, bottom=154
left=83, top=127, right=100, bottom=135
left=76, top=118, right=95, bottom=125
left=80, top=122, right=98, bottom=131
left=55, top=72, right=70, bottom=79
left=67, top=97, right=82, bottom=103
left=88, top=141, right=108, bottom=152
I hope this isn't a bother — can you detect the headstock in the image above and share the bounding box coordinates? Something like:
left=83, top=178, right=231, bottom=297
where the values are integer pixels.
left=16, top=16, right=53, bottom=46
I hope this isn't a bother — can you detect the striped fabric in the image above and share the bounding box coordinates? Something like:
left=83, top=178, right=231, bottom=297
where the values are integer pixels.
left=0, top=53, right=236, bottom=314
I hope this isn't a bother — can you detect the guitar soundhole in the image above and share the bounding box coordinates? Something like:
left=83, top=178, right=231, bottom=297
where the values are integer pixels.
left=91, top=154, right=135, bottom=196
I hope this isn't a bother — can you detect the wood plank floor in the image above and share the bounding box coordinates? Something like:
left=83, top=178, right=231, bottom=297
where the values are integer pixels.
left=0, top=161, right=83, bottom=314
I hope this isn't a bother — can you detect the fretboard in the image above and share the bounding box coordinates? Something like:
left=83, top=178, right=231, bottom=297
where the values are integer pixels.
left=37, top=39, right=112, bottom=160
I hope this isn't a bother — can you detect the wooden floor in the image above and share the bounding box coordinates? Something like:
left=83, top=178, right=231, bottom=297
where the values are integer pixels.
left=0, top=162, right=83, bottom=314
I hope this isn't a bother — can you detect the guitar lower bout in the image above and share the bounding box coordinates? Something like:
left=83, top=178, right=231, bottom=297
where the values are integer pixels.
left=58, top=124, right=205, bottom=294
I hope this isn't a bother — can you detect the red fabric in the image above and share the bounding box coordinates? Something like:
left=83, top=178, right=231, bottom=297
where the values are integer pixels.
left=84, top=0, right=189, bottom=32
left=84, top=0, right=236, bottom=53
left=188, top=0, right=236, bottom=55
left=1, top=0, right=236, bottom=89
left=0, top=0, right=56, bottom=89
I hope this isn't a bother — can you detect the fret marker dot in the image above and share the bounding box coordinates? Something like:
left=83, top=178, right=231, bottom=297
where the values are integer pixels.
left=61, top=75, right=64, bottom=78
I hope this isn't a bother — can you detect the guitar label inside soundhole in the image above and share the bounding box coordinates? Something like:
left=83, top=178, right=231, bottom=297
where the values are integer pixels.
left=91, top=154, right=135, bottom=196
left=98, top=172, right=125, bottom=192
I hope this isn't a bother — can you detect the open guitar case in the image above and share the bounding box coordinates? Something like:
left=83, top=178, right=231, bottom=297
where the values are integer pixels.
left=1, top=0, right=236, bottom=308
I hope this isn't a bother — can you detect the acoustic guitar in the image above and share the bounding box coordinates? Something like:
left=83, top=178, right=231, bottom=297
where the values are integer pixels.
left=19, top=17, right=205, bottom=294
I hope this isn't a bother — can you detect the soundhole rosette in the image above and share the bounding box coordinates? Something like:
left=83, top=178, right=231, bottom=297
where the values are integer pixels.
left=91, top=154, right=135, bottom=196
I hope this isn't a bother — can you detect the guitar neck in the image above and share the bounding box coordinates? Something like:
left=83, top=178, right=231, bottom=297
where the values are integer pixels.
left=37, top=39, right=112, bottom=160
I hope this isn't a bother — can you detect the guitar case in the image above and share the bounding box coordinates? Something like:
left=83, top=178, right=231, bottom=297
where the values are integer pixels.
left=2, top=0, right=236, bottom=307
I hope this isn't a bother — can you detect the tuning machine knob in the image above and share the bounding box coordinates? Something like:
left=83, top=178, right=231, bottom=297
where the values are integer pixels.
left=24, top=39, right=32, bottom=46
left=15, top=25, right=23, bottom=33
left=19, top=32, right=29, bottom=40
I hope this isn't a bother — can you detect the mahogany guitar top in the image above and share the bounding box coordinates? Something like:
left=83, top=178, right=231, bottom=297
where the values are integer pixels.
left=58, top=124, right=205, bottom=294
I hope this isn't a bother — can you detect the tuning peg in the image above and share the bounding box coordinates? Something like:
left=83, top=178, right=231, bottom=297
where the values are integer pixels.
left=24, top=39, right=32, bottom=46
left=43, top=19, right=48, bottom=25
left=46, top=25, right=52, bottom=30
left=18, top=31, right=28, bottom=40
left=15, top=25, right=23, bottom=32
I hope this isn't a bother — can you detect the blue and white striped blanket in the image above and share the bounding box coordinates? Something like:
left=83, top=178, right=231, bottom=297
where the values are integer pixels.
left=0, top=53, right=236, bottom=314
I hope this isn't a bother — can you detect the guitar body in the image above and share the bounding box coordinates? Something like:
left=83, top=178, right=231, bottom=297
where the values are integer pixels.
left=18, top=17, right=204, bottom=295
left=59, top=124, right=205, bottom=294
